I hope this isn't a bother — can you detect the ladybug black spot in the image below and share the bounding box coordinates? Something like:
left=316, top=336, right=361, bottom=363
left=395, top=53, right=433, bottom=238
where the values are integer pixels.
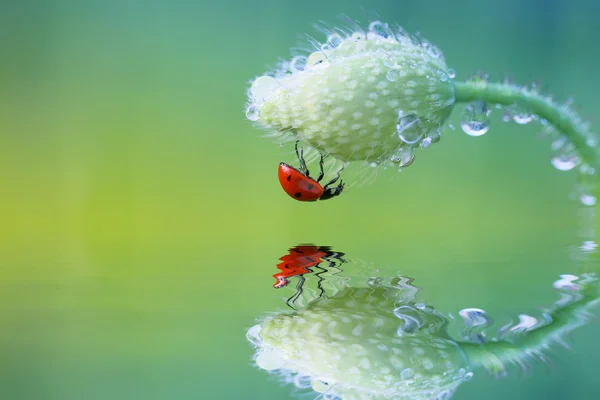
left=294, top=192, right=302, bottom=198
left=287, top=175, right=291, bottom=181
left=307, top=183, right=314, bottom=190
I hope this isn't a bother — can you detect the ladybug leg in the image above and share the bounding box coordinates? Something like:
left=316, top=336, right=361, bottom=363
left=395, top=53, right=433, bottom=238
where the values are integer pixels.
left=286, top=274, right=306, bottom=309
left=316, top=153, right=325, bottom=183
left=295, top=140, right=309, bottom=176
left=323, top=165, right=344, bottom=189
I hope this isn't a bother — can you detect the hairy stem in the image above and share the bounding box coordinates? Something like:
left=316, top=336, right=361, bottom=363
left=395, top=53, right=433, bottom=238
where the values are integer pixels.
left=453, top=81, right=599, bottom=168
left=454, top=80, right=600, bottom=245
left=460, top=278, right=600, bottom=375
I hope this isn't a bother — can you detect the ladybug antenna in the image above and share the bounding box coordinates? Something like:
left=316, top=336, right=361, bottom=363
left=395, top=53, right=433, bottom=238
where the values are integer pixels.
left=295, top=140, right=309, bottom=176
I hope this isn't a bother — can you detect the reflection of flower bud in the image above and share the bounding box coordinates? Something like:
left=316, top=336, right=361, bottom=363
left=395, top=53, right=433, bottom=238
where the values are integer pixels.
left=247, top=278, right=472, bottom=399
left=246, top=21, right=455, bottom=165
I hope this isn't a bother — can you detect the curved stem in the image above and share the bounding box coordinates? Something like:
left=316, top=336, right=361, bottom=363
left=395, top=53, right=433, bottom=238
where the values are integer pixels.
left=453, top=81, right=600, bottom=168
left=460, top=277, right=600, bottom=375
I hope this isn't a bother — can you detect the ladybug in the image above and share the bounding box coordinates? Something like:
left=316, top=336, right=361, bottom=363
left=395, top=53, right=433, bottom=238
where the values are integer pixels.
left=278, top=141, right=345, bottom=201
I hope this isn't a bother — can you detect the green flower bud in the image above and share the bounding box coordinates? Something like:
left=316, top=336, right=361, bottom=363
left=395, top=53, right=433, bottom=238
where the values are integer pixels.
left=246, top=21, right=456, bottom=166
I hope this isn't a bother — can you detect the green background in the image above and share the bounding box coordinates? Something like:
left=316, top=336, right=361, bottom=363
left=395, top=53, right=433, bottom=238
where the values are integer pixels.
left=1, top=0, right=598, bottom=399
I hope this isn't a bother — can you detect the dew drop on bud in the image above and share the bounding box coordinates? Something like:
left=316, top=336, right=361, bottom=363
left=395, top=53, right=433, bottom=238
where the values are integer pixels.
left=397, top=112, right=425, bottom=144
left=368, top=20, right=393, bottom=38
left=460, top=101, right=491, bottom=136
left=245, top=104, right=261, bottom=121
left=326, top=33, right=343, bottom=48
left=386, top=69, right=400, bottom=82
left=290, top=56, right=307, bottom=72
left=250, top=76, right=279, bottom=103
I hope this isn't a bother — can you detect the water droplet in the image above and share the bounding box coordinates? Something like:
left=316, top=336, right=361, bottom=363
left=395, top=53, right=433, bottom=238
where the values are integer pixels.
left=502, top=111, right=511, bottom=122
left=369, top=20, right=393, bottom=38
left=460, top=101, right=491, bottom=136
left=383, top=54, right=398, bottom=69
left=447, top=68, right=456, bottom=79
left=463, top=372, right=474, bottom=381
left=386, top=69, right=400, bottom=82
left=307, top=52, right=327, bottom=68
left=551, top=153, right=579, bottom=171
left=290, top=56, right=307, bottom=72
left=327, top=33, right=343, bottom=48
left=401, top=368, right=415, bottom=380
left=245, top=104, right=261, bottom=121
left=580, top=193, right=597, bottom=206
left=397, top=112, right=425, bottom=144
left=293, top=375, right=312, bottom=389
left=250, top=76, right=279, bottom=103
left=513, top=111, right=534, bottom=124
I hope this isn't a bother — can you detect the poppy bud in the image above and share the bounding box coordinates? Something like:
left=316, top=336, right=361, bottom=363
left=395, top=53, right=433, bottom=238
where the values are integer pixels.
left=246, top=21, right=456, bottom=167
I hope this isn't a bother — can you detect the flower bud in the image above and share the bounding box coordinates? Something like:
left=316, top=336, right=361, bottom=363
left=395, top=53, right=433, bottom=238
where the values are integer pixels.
left=246, top=21, right=456, bottom=166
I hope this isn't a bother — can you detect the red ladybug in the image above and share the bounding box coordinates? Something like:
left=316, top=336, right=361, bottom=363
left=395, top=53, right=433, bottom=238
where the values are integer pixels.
left=278, top=141, right=344, bottom=201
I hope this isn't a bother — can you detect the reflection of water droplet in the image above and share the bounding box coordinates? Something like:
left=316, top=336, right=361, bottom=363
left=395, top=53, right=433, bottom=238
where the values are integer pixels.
left=553, top=274, right=581, bottom=291
left=400, top=368, right=415, bottom=380
left=255, top=349, right=284, bottom=370
left=294, top=375, right=312, bottom=389
left=461, top=101, right=490, bottom=136
left=394, top=305, right=424, bottom=334
left=245, top=104, right=261, bottom=121
left=246, top=324, right=263, bottom=345
left=397, top=112, right=425, bottom=144
left=509, top=314, right=538, bottom=333
left=459, top=308, right=493, bottom=344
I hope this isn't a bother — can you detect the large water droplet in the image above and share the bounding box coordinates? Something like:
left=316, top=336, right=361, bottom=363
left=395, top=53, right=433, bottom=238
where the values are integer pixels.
left=250, top=76, right=279, bottom=103
left=307, top=52, right=327, bottom=68
left=460, top=101, right=490, bottom=136
left=397, top=112, right=425, bottom=144
left=245, top=104, right=261, bottom=121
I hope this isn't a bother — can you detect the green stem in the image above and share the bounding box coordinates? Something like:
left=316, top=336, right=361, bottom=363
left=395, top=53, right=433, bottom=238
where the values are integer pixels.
left=460, top=276, right=600, bottom=375
left=453, top=81, right=600, bottom=168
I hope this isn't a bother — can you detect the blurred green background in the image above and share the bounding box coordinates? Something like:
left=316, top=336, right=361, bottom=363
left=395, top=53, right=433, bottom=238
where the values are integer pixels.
left=0, top=0, right=598, bottom=399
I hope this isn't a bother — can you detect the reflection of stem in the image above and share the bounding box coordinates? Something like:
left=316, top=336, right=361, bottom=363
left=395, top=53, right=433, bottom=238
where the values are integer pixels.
left=454, top=81, right=599, bottom=167
left=460, top=277, right=599, bottom=375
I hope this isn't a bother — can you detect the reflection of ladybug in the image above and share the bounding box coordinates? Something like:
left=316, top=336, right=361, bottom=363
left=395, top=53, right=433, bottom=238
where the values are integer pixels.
left=273, top=245, right=346, bottom=308
left=278, top=141, right=345, bottom=202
